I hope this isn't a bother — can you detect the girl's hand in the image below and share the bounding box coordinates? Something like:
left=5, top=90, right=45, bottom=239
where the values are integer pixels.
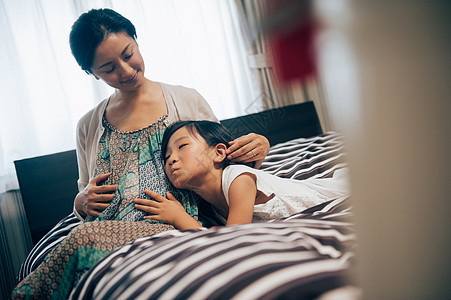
left=134, top=190, right=202, bottom=230
left=226, top=133, right=270, bottom=168
left=75, top=173, right=117, bottom=218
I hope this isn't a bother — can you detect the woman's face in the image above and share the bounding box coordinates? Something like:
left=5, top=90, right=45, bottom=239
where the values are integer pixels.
left=91, top=32, right=145, bottom=91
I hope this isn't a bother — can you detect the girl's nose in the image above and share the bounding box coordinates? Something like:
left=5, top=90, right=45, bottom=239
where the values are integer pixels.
left=167, top=154, right=177, bottom=165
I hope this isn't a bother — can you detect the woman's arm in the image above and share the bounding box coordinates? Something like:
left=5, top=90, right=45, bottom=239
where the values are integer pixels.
left=74, top=106, right=116, bottom=219
left=226, top=133, right=270, bottom=169
left=134, top=190, right=202, bottom=230
left=226, top=173, right=257, bottom=226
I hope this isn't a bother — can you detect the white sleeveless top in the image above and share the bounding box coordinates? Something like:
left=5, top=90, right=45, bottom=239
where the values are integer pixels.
left=221, top=164, right=350, bottom=222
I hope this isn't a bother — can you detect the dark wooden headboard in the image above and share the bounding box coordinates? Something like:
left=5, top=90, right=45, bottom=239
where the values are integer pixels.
left=221, top=101, right=322, bottom=146
left=14, top=150, right=79, bottom=245
left=14, top=101, right=321, bottom=244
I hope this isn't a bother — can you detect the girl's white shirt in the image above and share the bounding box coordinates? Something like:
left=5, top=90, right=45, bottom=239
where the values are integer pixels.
left=221, top=164, right=350, bottom=222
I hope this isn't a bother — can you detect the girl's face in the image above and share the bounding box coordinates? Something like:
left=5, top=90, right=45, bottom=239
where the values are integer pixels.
left=164, top=127, right=215, bottom=189
left=91, top=32, right=145, bottom=91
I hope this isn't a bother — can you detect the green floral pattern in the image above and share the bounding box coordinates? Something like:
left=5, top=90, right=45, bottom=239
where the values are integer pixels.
left=12, top=114, right=201, bottom=299
left=87, top=114, right=199, bottom=222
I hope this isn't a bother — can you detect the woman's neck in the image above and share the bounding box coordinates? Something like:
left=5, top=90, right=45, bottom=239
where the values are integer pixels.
left=105, top=79, right=167, bottom=131
left=113, top=78, right=154, bottom=104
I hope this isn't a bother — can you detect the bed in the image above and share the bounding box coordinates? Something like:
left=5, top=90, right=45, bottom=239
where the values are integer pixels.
left=15, top=101, right=358, bottom=299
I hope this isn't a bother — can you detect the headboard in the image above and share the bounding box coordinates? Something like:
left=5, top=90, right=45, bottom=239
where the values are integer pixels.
left=14, top=101, right=322, bottom=245
left=221, top=101, right=322, bottom=145
left=14, top=150, right=79, bottom=245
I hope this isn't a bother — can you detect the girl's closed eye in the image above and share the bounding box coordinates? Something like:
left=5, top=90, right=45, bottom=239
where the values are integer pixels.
left=124, top=52, right=133, bottom=60
left=105, top=66, right=115, bottom=74
left=179, top=143, right=188, bottom=150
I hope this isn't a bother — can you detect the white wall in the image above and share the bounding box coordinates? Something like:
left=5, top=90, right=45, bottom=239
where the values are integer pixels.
left=317, top=0, right=451, bottom=298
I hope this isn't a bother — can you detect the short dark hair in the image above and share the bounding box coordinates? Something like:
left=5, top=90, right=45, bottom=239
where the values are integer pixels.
left=69, top=8, right=137, bottom=74
left=161, top=120, right=235, bottom=167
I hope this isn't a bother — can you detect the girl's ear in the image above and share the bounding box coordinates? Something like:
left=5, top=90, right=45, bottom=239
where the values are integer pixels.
left=213, top=143, right=228, bottom=164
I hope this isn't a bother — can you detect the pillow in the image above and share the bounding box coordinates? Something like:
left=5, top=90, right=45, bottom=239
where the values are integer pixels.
left=260, top=131, right=347, bottom=180
left=17, top=213, right=82, bottom=282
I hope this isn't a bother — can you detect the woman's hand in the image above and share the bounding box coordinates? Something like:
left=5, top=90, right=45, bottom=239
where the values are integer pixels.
left=226, top=133, right=270, bottom=168
left=74, top=173, right=117, bottom=218
left=134, top=190, right=202, bottom=230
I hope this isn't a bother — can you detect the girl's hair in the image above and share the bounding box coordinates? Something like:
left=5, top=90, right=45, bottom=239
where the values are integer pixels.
left=161, top=121, right=235, bottom=167
left=69, top=8, right=137, bottom=74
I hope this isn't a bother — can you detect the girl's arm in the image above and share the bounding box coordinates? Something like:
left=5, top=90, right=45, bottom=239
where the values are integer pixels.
left=134, top=190, right=202, bottom=230
left=226, top=173, right=257, bottom=226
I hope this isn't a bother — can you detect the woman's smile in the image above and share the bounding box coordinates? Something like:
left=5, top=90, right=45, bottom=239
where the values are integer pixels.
left=121, top=71, right=139, bottom=84
left=91, top=32, right=145, bottom=90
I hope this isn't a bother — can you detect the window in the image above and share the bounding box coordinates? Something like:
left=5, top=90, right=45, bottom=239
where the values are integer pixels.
left=0, top=0, right=259, bottom=192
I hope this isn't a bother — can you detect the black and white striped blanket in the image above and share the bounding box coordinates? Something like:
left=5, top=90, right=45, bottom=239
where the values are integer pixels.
left=260, top=131, right=347, bottom=180
left=70, top=197, right=356, bottom=300
left=17, top=213, right=81, bottom=282
left=18, top=132, right=356, bottom=299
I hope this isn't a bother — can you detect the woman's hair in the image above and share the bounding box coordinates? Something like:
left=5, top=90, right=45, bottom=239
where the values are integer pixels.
left=69, top=8, right=137, bottom=74
left=161, top=120, right=235, bottom=167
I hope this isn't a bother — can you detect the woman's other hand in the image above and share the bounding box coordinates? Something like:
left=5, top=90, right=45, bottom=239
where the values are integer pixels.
left=134, top=190, right=202, bottom=230
left=226, top=133, right=270, bottom=168
left=74, top=173, right=117, bottom=218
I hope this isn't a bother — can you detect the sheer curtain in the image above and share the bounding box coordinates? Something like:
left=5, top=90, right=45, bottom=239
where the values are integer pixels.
left=234, top=0, right=309, bottom=110
left=0, top=0, right=259, bottom=192
left=235, top=0, right=283, bottom=111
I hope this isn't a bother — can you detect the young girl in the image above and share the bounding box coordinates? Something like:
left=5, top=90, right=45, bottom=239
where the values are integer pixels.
left=134, top=121, right=350, bottom=228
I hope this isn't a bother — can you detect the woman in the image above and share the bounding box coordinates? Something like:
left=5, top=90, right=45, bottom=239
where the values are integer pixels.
left=71, top=8, right=269, bottom=222
left=12, top=8, right=269, bottom=299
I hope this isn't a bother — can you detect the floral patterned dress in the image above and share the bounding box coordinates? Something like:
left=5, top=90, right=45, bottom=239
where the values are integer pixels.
left=87, top=114, right=199, bottom=223
left=12, top=114, right=201, bottom=300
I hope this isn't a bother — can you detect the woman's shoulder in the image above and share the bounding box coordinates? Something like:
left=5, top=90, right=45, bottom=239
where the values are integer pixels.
left=77, top=98, right=109, bottom=129
left=159, top=82, right=200, bottom=100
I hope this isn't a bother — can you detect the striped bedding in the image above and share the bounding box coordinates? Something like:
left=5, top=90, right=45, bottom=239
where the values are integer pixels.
left=17, top=132, right=355, bottom=298
left=260, top=131, right=347, bottom=180
left=17, top=213, right=81, bottom=282
left=70, top=197, right=356, bottom=300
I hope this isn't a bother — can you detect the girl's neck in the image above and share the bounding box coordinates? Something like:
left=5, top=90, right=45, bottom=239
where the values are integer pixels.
left=191, top=167, right=228, bottom=212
